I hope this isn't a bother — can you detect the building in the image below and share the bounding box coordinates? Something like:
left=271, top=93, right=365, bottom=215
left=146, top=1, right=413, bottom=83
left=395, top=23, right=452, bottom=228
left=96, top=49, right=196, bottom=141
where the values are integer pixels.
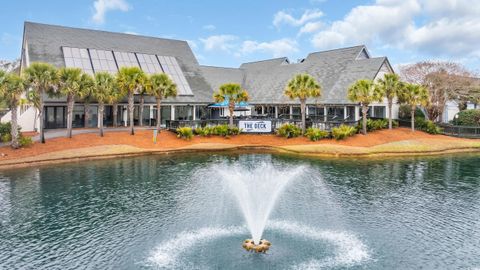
left=2, top=22, right=397, bottom=131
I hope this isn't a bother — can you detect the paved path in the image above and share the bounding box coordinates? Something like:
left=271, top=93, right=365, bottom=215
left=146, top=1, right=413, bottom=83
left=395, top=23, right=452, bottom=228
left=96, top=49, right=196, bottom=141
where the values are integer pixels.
left=1, top=126, right=156, bottom=146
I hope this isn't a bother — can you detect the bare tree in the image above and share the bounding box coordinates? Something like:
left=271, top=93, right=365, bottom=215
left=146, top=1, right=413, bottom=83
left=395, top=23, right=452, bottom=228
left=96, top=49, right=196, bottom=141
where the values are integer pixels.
left=399, top=61, right=476, bottom=122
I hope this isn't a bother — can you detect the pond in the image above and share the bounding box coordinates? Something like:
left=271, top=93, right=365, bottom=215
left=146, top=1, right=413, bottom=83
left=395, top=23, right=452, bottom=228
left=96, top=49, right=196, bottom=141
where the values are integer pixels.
left=0, top=153, right=479, bottom=269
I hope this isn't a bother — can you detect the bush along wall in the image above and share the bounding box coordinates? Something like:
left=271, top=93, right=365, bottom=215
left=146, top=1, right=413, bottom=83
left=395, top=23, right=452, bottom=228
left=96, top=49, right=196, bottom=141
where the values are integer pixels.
left=0, top=122, right=33, bottom=147
left=455, top=109, right=480, bottom=126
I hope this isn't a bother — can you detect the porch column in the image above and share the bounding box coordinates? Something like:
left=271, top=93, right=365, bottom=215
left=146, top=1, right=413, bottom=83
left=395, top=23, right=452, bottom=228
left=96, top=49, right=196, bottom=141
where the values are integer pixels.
left=344, top=106, right=347, bottom=121
left=261, top=105, right=265, bottom=115
left=274, top=106, right=278, bottom=118
left=171, top=105, right=175, bottom=120
left=149, top=105, right=154, bottom=126
left=355, top=106, right=360, bottom=121
left=123, top=106, right=128, bottom=127
left=192, top=105, right=196, bottom=120
left=371, top=105, right=375, bottom=118
left=306, top=106, right=309, bottom=117
left=289, top=105, right=293, bottom=119
left=323, top=106, right=327, bottom=122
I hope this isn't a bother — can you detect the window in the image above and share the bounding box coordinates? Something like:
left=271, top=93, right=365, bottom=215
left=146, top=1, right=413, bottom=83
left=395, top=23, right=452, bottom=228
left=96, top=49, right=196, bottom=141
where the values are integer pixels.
left=136, top=53, right=163, bottom=74
left=157, top=56, right=193, bottom=96
left=62, top=47, right=94, bottom=75
left=113, top=51, right=140, bottom=68
left=89, top=49, right=118, bottom=74
left=374, top=106, right=386, bottom=118
left=175, top=106, right=193, bottom=120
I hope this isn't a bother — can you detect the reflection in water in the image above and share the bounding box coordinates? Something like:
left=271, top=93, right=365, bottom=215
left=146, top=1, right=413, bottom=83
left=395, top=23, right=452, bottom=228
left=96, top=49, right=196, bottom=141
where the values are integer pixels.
left=0, top=153, right=479, bottom=269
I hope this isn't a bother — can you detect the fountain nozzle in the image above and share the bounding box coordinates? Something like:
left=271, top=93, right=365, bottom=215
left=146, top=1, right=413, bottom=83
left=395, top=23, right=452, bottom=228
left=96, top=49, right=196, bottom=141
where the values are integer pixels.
left=242, top=239, right=271, bottom=253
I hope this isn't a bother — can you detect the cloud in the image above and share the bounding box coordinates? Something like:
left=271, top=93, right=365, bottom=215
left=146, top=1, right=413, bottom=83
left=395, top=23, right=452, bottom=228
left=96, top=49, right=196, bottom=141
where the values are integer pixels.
left=273, top=9, right=323, bottom=28
left=298, top=21, right=323, bottom=35
left=200, top=35, right=238, bottom=52
left=307, top=0, right=480, bottom=59
left=239, top=38, right=299, bottom=57
left=311, top=0, right=420, bottom=49
left=202, top=24, right=216, bottom=31
left=92, top=0, right=130, bottom=24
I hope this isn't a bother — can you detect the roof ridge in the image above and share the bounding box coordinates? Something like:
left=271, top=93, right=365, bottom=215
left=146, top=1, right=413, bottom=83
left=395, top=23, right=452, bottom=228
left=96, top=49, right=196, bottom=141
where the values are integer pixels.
left=24, top=21, right=189, bottom=44
left=306, top=45, right=366, bottom=57
left=240, top=57, right=288, bottom=66
left=199, top=65, right=243, bottom=70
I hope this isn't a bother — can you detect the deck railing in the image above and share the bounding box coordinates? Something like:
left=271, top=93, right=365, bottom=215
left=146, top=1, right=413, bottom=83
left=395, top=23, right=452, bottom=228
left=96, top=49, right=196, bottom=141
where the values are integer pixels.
left=166, top=118, right=359, bottom=132
left=439, top=124, right=480, bottom=138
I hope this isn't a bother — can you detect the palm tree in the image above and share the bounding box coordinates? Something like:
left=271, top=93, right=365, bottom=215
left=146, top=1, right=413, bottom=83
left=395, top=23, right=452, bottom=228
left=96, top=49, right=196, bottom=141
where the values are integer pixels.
left=399, top=84, right=429, bottom=131
left=0, top=73, right=25, bottom=149
left=93, top=72, right=116, bottom=137
left=284, top=74, right=321, bottom=134
left=23, top=62, right=59, bottom=143
left=213, top=83, right=249, bottom=127
left=116, top=67, right=147, bottom=135
left=58, top=68, right=83, bottom=138
left=109, top=87, right=125, bottom=128
left=79, top=73, right=95, bottom=128
left=138, top=87, right=147, bottom=127
left=348, top=79, right=382, bottom=135
left=148, top=73, right=177, bottom=131
left=376, top=73, right=402, bottom=129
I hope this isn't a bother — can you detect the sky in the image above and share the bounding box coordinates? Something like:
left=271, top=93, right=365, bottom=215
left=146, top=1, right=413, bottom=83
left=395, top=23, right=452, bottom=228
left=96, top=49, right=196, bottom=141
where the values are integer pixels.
left=1, top=0, right=480, bottom=72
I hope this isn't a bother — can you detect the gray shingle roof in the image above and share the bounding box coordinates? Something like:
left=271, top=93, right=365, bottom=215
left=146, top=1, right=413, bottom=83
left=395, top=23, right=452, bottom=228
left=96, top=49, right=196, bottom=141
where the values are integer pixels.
left=23, top=21, right=212, bottom=104
left=23, top=22, right=390, bottom=105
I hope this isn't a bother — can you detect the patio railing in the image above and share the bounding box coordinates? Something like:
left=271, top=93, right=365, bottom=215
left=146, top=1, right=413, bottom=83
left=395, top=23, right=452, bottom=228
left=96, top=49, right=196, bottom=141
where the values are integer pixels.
left=439, top=124, right=480, bottom=138
left=166, top=118, right=359, bottom=133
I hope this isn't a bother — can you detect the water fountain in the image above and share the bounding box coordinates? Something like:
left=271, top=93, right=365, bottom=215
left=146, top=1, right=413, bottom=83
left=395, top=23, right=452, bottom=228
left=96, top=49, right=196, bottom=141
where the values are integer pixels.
left=212, top=161, right=305, bottom=251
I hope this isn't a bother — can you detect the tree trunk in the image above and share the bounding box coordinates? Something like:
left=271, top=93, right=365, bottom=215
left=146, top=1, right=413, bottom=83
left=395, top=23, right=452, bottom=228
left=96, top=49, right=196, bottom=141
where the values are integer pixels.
left=10, top=104, right=19, bottom=149
left=99, top=103, right=104, bottom=137
left=128, top=92, right=134, bottom=135
left=362, top=105, right=368, bottom=135
left=229, top=101, right=234, bottom=127
left=139, top=94, right=144, bottom=127
left=388, top=98, right=393, bottom=129
left=39, top=96, right=45, bottom=144
left=113, top=103, right=118, bottom=128
left=156, top=98, right=162, bottom=132
left=300, top=99, right=306, bottom=134
left=66, top=94, right=74, bottom=138
left=84, top=102, right=90, bottom=128
left=411, top=105, right=415, bottom=132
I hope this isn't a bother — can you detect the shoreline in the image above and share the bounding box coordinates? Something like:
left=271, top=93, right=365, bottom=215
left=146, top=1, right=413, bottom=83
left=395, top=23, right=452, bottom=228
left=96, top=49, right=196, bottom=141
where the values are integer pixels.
left=1, top=142, right=480, bottom=170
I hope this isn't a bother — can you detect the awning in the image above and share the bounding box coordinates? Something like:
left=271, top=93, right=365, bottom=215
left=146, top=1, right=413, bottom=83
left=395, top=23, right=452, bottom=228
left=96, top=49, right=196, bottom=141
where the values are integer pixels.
left=208, top=99, right=250, bottom=108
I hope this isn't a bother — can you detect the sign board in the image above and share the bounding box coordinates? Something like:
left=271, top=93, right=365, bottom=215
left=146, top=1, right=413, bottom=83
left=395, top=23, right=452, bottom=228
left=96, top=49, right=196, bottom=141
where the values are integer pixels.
left=239, top=120, right=272, bottom=133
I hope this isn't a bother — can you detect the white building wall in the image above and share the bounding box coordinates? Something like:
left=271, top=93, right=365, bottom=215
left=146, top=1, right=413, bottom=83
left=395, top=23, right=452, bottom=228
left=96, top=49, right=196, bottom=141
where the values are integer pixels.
left=1, top=106, right=39, bottom=132
left=371, top=61, right=399, bottom=119
left=443, top=100, right=459, bottom=123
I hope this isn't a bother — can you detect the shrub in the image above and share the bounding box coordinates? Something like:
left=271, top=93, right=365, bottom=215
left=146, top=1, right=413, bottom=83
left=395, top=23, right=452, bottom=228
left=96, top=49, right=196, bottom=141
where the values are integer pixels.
left=1, top=133, right=11, bottom=143
left=332, top=125, right=357, bottom=140
left=456, top=109, right=480, bottom=126
left=392, top=120, right=399, bottom=128
left=366, top=119, right=388, bottom=131
left=415, top=118, right=442, bottom=134
left=276, top=123, right=302, bottom=138
left=176, top=127, right=193, bottom=140
left=0, top=122, right=11, bottom=137
left=228, top=126, right=241, bottom=136
left=212, top=125, right=229, bottom=136
left=194, top=127, right=212, bottom=137
left=19, top=136, right=33, bottom=147
left=305, top=127, right=329, bottom=141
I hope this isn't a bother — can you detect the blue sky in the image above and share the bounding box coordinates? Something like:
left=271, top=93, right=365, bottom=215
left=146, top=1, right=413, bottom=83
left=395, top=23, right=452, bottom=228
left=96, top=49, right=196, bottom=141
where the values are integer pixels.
left=1, top=0, right=480, bottom=72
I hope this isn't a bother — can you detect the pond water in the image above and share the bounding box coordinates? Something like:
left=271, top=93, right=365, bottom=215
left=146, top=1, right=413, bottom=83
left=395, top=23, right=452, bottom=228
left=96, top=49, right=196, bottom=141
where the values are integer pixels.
left=0, top=153, right=479, bottom=269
